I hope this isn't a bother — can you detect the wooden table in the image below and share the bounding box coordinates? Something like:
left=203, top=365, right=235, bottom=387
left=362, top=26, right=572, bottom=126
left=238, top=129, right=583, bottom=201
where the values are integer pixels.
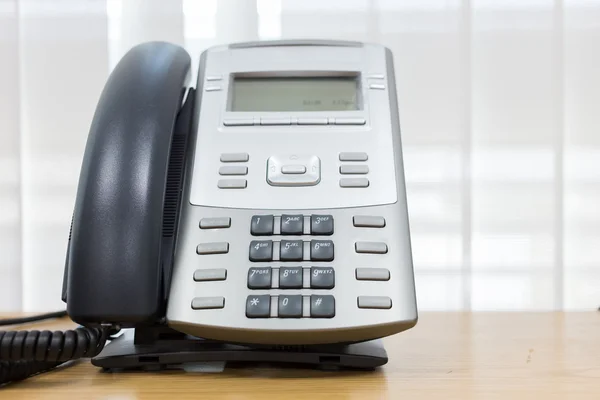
left=1, top=312, right=599, bottom=399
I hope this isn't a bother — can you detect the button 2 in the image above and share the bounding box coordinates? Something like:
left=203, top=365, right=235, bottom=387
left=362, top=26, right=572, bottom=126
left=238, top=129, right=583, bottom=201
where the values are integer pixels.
left=281, top=214, right=303, bottom=235
left=246, top=295, right=271, bottom=318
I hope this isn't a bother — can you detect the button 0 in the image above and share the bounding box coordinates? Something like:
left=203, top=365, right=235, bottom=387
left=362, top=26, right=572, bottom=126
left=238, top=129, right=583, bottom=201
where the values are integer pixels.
left=220, top=153, right=249, bottom=162
left=278, top=295, right=303, bottom=318
left=339, top=152, right=368, bottom=162
left=218, top=179, right=247, bottom=189
left=251, top=215, right=274, bottom=236
left=246, top=295, right=271, bottom=318
left=310, top=215, right=334, bottom=235
left=310, top=295, right=335, bottom=318
left=281, top=165, right=306, bottom=174
left=249, top=240, right=273, bottom=262
left=310, top=267, right=335, bottom=289
left=340, top=178, right=369, bottom=188
left=194, top=269, right=227, bottom=282
left=279, top=267, right=303, bottom=289
left=219, top=166, right=248, bottom=175
left=358, top=296, right=392, bottom=309
left=281, top=214, right=303, bottom=235
left=340, top=165, right=369, bottom=174
left=247, top=267, right=272, bottom=289
left=355, top=241, right=388, bottom=254
left=280, top=240, right=303, bottom=261
left=353, top=216, right=386, bottom=228
left=197, top=242, right=229, bottom=255
left=192, top=297, right=225, bottom=310
left=310, top=240, right=334, bottom=261
left=355, top=268, right=390, bottom=281
left=199, top=217, right=231, bottom=229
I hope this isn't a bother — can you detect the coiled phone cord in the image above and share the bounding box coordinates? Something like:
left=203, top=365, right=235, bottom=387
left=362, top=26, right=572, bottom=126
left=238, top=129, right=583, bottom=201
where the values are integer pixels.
left=0, top=326, right=109, bottom=385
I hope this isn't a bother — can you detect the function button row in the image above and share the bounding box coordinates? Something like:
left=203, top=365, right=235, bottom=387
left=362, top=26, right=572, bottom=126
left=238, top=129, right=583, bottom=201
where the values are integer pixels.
left=247, top=266, right=334, bottom=289
left=194, top=268, right=227, bottom=282
left=249, top=240, right=334, bottom=262
left=251, top=214, right=334, bottom=236
left=219, top=153, right=249, bottom=188
left=199, top=217, right=231, bottom=229
left=223, top=118, right=365, bottom=127
left=246, top=295, right=335, bottom=318
left=339, top=152, right=369, bottom=187
left=355, top=241, right=388, bottom=254
left=196, top=242, right=229, bottom=255
left=353, top=216, right=386, bottom=228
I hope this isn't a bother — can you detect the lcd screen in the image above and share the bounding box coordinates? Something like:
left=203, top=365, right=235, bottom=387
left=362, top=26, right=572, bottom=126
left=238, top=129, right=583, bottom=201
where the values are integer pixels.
left=230, top=76, right=360, bottom=112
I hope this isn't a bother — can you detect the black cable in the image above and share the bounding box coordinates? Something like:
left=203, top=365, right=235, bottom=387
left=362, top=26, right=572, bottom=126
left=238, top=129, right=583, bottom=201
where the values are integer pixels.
left=0, top=311, right=68, bottom=327
left=0, top=326, right=109, bottom=385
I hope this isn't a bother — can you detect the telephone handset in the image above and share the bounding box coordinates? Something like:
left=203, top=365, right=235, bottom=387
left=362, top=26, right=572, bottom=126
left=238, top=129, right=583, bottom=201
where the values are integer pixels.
left=2, top=41, right=417, bottom=381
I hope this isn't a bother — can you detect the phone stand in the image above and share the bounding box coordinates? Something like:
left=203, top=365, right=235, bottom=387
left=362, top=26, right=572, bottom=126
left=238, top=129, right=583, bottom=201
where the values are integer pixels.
left=92, top=327, right=388, bottom=370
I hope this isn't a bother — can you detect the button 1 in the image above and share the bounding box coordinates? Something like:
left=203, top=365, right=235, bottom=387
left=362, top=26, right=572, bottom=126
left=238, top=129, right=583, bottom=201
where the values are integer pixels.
left=310, top=295, right=335, bottom=318
left=260, top=117, right=291, bottom=125
left=218, top=179, right=247, bottom=189
left=194, top=269, right=227, bottom=282
left=297, top=117, right=328, bottom=125
left=278, top=295, right=303, bottom=318
left=334, top=118, right=366, bottom=125
left=199, top=217, right=231, bottom=229
left=310, top=240, right=334, bottom=261
left=280, top=240, right=303, bottom=261
left=369, top=84, right=385, bottom=90
left=249, top=240, right=273, bottom=261
left=196, top=242, right=229, bottom=255
left=191, top=297, right=225, bottom=310
left=353, top=216, right=386, bottom=228
left=357, top=296, right=392, bottom=309
left=340, top=165, right=369, bottom=174
left=355, top=241, right=388, bottom=254
left=339, top=152, right=368, bottom=162
left=281, top=165, right=306, bottom=174
left=205, top=85, right=221, bottom=92
left=281, top=214, right=303, bottom=235
left=355, top=268, right=390, bottom=281
left=219, top=166, right=248, bottom=175
left=246, top=295, right=271, bottom=318
left=247, top=267, right=272, bottom=289
left=279, top=267, right=303, bottom=289
left=223, top=119, right=254, bottom=126
left=310, top=267, right=335, bottom=289
left=251, top=215, right=274, bottom=236
left=310, top=215, right=334, bottom=235
left=340, top=178, right=369, bottom=188
left=220, top=153, right=249, bottom=162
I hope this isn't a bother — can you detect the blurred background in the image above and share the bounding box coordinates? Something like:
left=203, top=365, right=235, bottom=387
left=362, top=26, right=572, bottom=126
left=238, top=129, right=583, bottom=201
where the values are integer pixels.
left=0, top=0, right=598, bottom=312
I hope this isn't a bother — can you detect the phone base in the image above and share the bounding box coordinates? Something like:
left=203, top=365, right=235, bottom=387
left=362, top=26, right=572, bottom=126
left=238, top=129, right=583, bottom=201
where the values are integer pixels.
left=91, top=327, right=388, bottom=370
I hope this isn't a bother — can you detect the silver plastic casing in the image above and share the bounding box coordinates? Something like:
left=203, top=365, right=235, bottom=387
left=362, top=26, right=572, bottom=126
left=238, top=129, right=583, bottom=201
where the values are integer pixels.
left=166, top=40, right=417, bottom=345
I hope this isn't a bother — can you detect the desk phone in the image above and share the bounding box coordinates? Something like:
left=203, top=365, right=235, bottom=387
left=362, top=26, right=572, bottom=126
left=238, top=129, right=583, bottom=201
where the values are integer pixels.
left=0, top=41, right=417, bottom=381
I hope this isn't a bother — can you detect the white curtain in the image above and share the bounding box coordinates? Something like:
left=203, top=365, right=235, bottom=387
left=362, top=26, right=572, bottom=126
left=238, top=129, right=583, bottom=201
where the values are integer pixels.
left=1, top=0, right=598, bottom=312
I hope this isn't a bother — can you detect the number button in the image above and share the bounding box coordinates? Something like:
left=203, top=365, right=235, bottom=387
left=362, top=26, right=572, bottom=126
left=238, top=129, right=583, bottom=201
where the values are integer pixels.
left=280, top=214, right=304, bottom=235
left=278, top=295, right=303, bottom=318
left=279, top=267, right=303, bottom=289
left=251, top=215, right=274, bottom=236
left=247, top=267, right=272, bottom=289
left=249, top=240, right=273, bottom=262
left=310, top=240, right=334, bottom=261
left=280, top=240, right=303, bottom=261
left=310, top=267, right=335, bottom=289
left=310, top=215, right=334, bottom=235
left=246, top=295, right=271, bottom=318
left=310, top=295, right=335, bottom=318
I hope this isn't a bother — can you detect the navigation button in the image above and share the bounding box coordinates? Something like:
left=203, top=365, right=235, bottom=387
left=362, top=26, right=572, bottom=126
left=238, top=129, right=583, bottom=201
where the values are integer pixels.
left=281, top=165, right=306, bottom=174
left=267, top=155, right=320, bottom=186
left=246, top=295, right=271, bottom=318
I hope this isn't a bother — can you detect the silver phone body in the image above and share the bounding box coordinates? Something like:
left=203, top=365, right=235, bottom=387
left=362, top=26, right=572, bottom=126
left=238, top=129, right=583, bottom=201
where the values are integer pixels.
left=167, top=40, right=417, bottom=345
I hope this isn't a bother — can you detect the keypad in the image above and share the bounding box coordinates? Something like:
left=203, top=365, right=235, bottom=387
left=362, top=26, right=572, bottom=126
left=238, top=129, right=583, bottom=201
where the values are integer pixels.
left=279, top=267, right=303, bottom=289
left=247, top=267, right=272, bottom=289
left=280, top=214, right=303, bottom=235
left=278, top=295, right=303, bottom=318
left=249, top=240, right=273, bottom=261
left=310, top=240, right=334, bottom=261
left=280, top=240, right=303, bottom=261
left=310, top=267, right=335, bottom=289
left=251, top=215, right=274, bottom=236
left=244, top=294, right=336, bottom=319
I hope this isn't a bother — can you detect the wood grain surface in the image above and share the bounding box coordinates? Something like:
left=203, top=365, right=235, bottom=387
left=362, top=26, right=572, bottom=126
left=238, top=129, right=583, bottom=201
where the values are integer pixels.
left=1, top=312, right=599, bottom=399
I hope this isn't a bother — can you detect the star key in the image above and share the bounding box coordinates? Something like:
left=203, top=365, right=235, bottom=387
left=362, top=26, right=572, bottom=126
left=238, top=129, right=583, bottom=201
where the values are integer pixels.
left=246, top=295, right=271, bottom=318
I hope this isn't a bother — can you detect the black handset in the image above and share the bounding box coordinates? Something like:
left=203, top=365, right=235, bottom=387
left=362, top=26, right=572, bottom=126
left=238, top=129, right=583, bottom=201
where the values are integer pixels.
left=64, top=42, right=192, bottom=326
